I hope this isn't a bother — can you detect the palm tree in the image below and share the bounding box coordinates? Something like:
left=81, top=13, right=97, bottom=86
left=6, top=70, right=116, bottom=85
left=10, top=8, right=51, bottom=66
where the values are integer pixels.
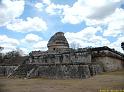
left=121, top=42, right=124, bottom=51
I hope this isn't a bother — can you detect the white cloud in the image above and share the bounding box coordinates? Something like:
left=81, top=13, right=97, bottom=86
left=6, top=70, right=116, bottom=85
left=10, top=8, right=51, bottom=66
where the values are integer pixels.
left=0, top=35, right=19, bottom=46
left=33, top=41, right=48, bottom=51
left=20, top=34, right=48, bottom=52
left=25, top=34, right=42, bottom=42
left=0, top=35, right=20, bottom=53
left=65, top=27, right=102, bottom=40
left=19, top=40, right=48, bottom=53
left=103, top=8, right=124, bottom=37
left=46, top=3, right=69, bottom=15
left=61, top=0, right=123, bottom=24
left=1, top=0, right=124, bottom=54
left=0, top=0, right=25, bottom=26
left=24, top=33, right=42, bottom=43
left=35, top=3, right=44, bottom=11
left=84, top=0, right=107, bottom=7
left=65, top=25, right=124, bottom=52
left=61, top=2, right=92, bottom=24
left=51, top=0, right=124, bottom=53
left=6, top=17, right=47, bottom=33
left=1, top=44, right=17, bottom=53
left=42, top=0, right=51, bottom=5
left=65, top=27, right=110, bottom=48
left=109, top=36, right=124, bottom=53
left=19, top=48, right=29, bottom=55
left=44, top=0, right=123, bottom=26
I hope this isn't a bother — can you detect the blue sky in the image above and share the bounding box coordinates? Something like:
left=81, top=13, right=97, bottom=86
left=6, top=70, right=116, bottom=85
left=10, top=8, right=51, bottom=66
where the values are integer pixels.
left=0, top=0, right=124, bottom=55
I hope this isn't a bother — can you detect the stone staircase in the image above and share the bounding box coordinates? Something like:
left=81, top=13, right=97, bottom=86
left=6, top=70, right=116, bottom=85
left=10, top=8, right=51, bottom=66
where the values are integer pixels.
left=8, top=64, right=38, bottom=78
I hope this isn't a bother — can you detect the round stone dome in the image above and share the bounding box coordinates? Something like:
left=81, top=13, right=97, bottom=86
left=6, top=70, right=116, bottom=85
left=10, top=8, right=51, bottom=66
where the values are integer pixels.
left=47, top=32, right=69, bottom=51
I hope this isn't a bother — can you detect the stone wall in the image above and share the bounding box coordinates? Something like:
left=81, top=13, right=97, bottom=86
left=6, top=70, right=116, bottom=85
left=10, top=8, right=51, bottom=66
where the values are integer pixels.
left=0, top=66, right=16, bottom=76
left=29, top=64, right=103, bottom=79
left=1, top=46, right=123, bottom=78
left=0, top=63, right=103, bottom=79
left=92, top=56, right=123, bottom=72
left=91, top=49, right=124, bottom=72
left=89, top=64, right=103, bottom=76
left=30, top=51, right=91, bottom=64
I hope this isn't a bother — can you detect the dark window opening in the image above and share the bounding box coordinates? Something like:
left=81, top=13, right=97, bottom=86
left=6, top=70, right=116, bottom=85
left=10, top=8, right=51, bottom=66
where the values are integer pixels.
left=45, top=59, right=47, bottom=63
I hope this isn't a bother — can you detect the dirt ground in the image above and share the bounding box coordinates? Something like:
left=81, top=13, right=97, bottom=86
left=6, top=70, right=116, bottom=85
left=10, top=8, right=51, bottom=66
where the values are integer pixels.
left=0, top=70, right=124, bottom=92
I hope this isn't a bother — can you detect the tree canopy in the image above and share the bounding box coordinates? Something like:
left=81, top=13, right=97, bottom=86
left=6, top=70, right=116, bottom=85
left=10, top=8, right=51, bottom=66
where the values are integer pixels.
left=121, top=42, right=124, bottom=51
left=0, top=46, right=4, bottom=51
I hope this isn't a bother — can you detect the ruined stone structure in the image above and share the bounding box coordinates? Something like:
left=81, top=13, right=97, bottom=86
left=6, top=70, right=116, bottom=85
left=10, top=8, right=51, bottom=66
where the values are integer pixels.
left=47, top=32, right=69, bottom=52
left=0, top=32, right=124, bottom=79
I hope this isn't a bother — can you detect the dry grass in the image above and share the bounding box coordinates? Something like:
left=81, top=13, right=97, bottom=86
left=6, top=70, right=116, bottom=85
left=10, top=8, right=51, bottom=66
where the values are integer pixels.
left=0, top=70, right=124, bottom=92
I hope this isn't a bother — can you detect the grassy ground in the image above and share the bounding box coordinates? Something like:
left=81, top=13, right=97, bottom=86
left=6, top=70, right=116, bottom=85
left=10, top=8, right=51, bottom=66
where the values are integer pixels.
left=0, top=70, right=124, bottom=92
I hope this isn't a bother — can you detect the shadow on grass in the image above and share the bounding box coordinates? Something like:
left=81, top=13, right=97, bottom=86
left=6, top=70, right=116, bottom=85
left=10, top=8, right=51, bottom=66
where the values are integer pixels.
left=100, top=69, right=124, bottom=76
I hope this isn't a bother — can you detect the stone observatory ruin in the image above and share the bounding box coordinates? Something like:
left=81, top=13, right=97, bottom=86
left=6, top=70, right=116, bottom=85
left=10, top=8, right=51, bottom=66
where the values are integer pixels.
left=47, top=32, right=69, bottom=52
left=0, top=32, right=124, bottom=79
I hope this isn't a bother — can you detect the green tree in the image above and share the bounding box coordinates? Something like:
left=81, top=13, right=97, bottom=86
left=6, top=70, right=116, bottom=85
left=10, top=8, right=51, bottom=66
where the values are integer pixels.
left=0, top=46, right=4, bottom=51
left=121, top=42, right=124, bottom=51
left=0, top=46, right=4, bottom=63
left=70, top=42, right=81, bottom=49
left=4, top=50, right=22, bottom=59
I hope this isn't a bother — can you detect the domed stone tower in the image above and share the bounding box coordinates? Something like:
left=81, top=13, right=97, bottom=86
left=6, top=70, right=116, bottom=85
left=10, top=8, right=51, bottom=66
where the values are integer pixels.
left=47, top=32, right=69, bottom=52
